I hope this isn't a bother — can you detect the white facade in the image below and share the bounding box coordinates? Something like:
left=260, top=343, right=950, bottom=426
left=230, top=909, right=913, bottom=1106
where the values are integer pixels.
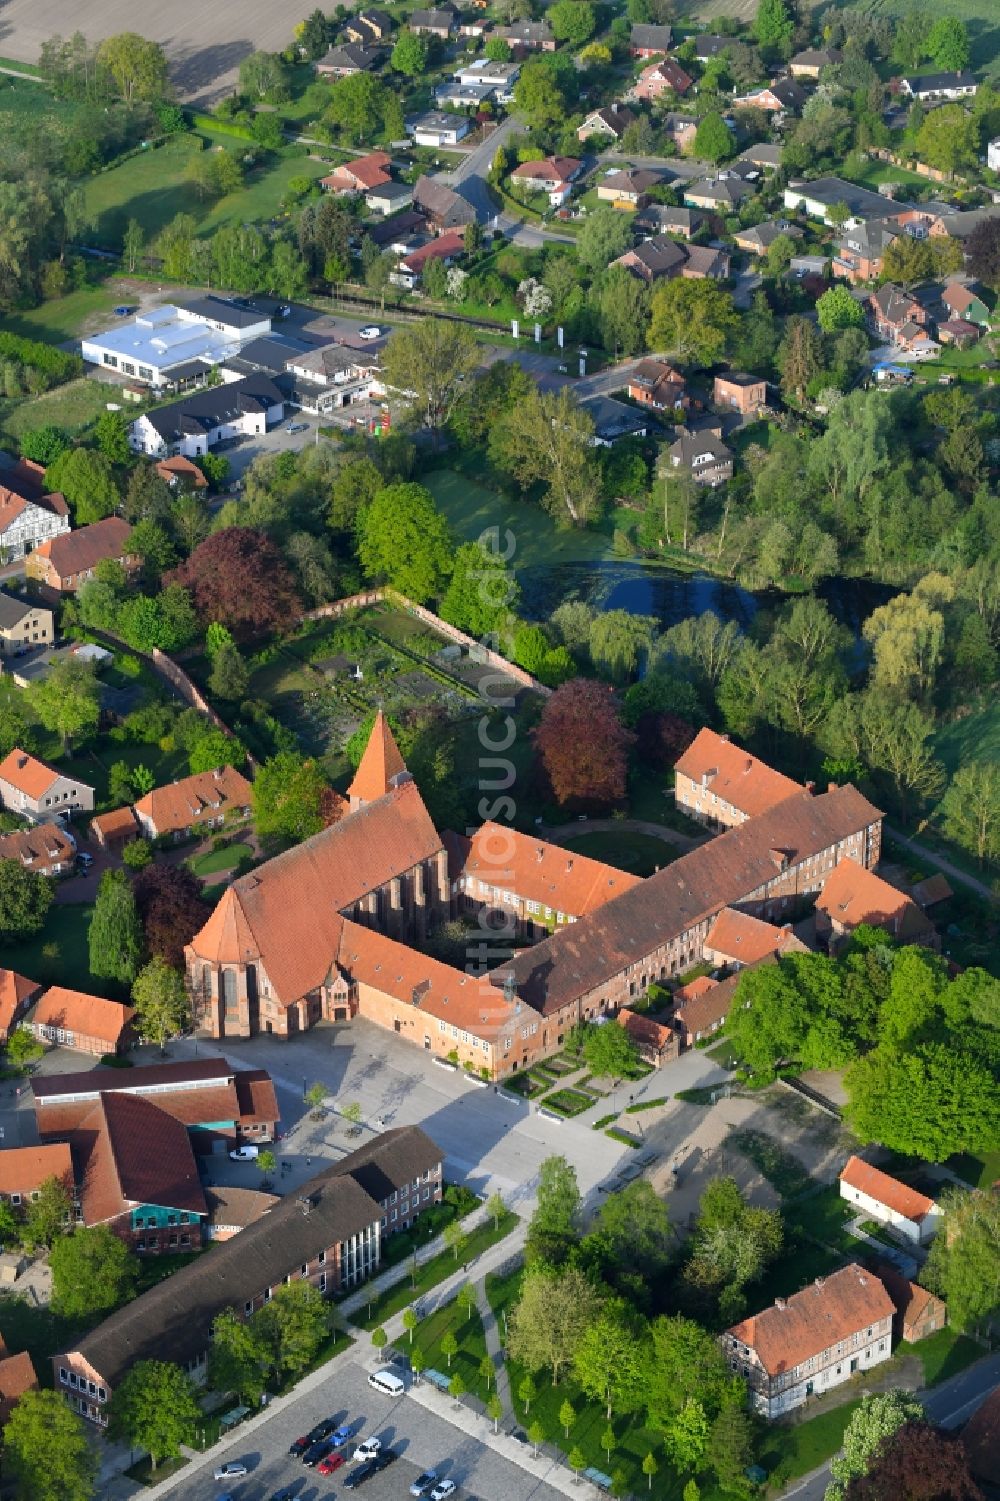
left=128, top=396, right=283, bottom=459
left=839, top=1179, right=941, bottom=1245
left=0, top=769, right=95, bottom=823
left=406, top=115, right=471, bottom=148
left=0, top=500, right=69, bottom=562
left=989, top=138, right=1000, bottom=173
left=733, top=1320, right=894, bottom=1418
left=81, top=304, right=270, bottom=389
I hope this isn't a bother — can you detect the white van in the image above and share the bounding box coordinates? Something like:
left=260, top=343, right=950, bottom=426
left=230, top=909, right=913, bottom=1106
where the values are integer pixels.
left=228, top=1144, right=259, bottom=1162
left=368, top=1369, right=405, bottom=1397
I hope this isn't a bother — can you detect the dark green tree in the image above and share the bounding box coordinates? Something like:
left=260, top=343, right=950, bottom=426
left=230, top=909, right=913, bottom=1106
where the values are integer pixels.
left=108, top=1360, right=201, bottom=1470
left=50, top=1225, right=139, bottom=1318
left=0, top=862, right=53, bottom=941
left=3, top=1389, right=97, bottom=1501
left=358, top=483, right=454, bottom=603
left=89, top=869, right=143, bottom=984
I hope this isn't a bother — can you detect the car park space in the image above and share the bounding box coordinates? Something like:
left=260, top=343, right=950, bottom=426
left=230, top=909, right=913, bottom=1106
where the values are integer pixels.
left=159, top=1354, right=569, bottom=1501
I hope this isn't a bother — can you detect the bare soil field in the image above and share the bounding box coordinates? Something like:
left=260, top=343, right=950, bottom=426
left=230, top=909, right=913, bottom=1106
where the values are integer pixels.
left=0, top=0, right=305, bottom=101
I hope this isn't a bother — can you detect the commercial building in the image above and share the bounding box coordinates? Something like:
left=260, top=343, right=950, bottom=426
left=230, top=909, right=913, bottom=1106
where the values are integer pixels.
left=81, top=300, right=270, bottom=389
left=127, top=376, right=285, bottom=459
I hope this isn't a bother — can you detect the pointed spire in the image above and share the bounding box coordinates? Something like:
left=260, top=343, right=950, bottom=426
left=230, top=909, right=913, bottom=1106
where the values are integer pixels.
left=347, top=711, right=407, bottom=810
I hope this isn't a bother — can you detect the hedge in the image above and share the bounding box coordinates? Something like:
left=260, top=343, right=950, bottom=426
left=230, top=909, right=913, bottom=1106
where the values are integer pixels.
left=187, top=111, right=255, bottom=140
left=0, top=334, right=82, bottom=385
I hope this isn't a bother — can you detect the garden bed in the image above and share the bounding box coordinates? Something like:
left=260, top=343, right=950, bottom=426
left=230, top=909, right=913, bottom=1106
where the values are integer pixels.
left=540, top=1088, right=593, bottom=1117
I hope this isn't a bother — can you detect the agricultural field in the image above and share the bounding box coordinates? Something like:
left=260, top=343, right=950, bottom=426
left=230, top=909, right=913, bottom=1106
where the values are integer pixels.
left=81, top=132, right=332, bottom=250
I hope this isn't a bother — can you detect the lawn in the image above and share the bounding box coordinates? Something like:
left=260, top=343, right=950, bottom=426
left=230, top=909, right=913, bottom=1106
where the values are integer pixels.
left=0, top=287, right=124, bottom=348
left=933, top=703, right=1000, bottom=777
left=757, top=1399, right=862, bottom=1490
left=407, top=1303, right=490, bottom=1398
left=946, top=1148, right=1000, bottom=1189
left=784, top=1186, right=861, bottom=1256
left=904, top=1328, right=984, bottom=1388
left=82, top=133, right=333, bottom=248
left=59, top=739, right=190, bottom=813
left=561, top=830, right=679, bottom=877
left=0, top=902, right=114, bottom=996
left=353, top=1211, right=519, bottom=1329
left=1, top=378, right=117, bottom=445
left=423, top=469, right=615, bottom=572
left=189, top=842, right=254, bottom=877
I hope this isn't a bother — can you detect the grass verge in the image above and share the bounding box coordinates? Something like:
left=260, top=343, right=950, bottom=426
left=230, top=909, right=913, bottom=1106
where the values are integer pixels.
left=353, top=1211, right=519, bottom=1328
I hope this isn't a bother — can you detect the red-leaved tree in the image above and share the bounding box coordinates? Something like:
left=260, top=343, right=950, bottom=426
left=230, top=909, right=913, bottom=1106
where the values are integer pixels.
left=846, top=1422, right=983, bottom=1501
left=636, top=710, right=697, bottom=769
left=533, top=678, right=635, bottom=807
left=166, top=527, right=302, bottom=640
left=132, top=863, right=210, bottom=968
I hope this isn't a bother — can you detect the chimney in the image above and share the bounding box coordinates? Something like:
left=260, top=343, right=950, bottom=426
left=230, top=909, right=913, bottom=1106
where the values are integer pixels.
left=774, top=1297, right=786, bottom=1310
left=298, top=1195, right=315, bottom=1217
left=744, top=758, right=753, bottom=774
left=805, top=780, right=815, bottom=794
left=720, top=733, right=730, bottom=742
left=828, top=781, right=838, bottom=793
left=611, top=102, right=620, bottom=114
left=503, top=972, right=517, bottom=1005
left=814, top=1277, right=825, bottom=1289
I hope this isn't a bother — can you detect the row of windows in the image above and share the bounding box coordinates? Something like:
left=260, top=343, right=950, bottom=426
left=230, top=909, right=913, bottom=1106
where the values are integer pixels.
left=136, top=1233, right=192, bottom=1251
left=134, top=1212, right=193, bottom=1228
left=59, top=1369, right=107, bottom=1402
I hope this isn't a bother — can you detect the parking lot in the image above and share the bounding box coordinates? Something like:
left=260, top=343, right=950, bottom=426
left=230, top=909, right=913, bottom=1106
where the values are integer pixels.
left=160, top=1354, right=570, bottom=1501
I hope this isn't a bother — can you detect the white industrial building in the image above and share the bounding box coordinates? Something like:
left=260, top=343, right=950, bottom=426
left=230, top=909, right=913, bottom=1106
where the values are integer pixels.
left=81, top=299, right=272, bottom=389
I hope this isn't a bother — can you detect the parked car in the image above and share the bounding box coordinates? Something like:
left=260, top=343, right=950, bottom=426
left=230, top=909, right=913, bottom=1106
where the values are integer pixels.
left=229, top=1144, right=259, bottom=1161
left=411, top=1472, right=438, bottom=1496
left=430, top=1482, right=457, bottom=1501
left=344, top=1459, right=377, bottom=1490
left=288, top=1436, right=312, bottom=1457
left=113, top=305, right=136, bottom=316
left=329, top=1424, right=352, bottom=1448
left=214, top=1461, right=248, bottom=1480
left=303, top=1438, right=333, bottom=1467
left=359, top=326, right=381, bottom=341
left=353, top=1437, right=381, bottom=1462
left=76, top=852, right=94, bottom=870
left=286, top=422, right=309, bottom=434
left=374, top=1450, right=398, bottom=1472
left=317, top=1452, right=346, bottom=1477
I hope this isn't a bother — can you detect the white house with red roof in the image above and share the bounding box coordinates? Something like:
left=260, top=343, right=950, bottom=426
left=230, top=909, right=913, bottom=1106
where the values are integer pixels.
left=0, top=748, right=94, bottom=824
left=509, top=156, right=583, bottom=207
left=839, top=1156, right=941, bottom=1245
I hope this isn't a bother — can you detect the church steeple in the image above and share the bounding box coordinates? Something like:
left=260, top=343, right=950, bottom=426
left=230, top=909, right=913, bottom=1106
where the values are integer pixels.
left=347, top=710, right=407, bottom=810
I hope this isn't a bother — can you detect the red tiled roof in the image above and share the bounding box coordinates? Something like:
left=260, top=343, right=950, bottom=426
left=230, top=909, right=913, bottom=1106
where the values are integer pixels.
left=347, top=711, right=407, bottom=804
left=674, top=728, right=802, bottom=818
left=401, top=230, right=466, bottom=272
left=0, top=969, right=41, bottom=1038
left=32, top=517, right=133, bottom=581
left=133, top=765, right=252, bottom=837
left=155, top=456, right=207, bottom=488
left=324, top=151, right=393, bottom=190
left=511, top=156, right=582, bottom=184
left=32, top=1057, right=278, bottom=1136
left=233, top=1069, right=280, bottom=1125
left=704, top=907, right=802, bottom=965
left=874, top=1262, right=945, bottom=1331
left=839, top=1156, right=936, bottom=1222
left=0, top=1350, right=39, bottom=1423
left=189, top=778, right=443, bottom=1005
left=30, top=987, right=135, bottom=1048
left=90, top=806, right=139, bottom=841
left=0, top=1143, right=73, bottom=1196
left=618, top=1007, right=673, bottom=1051
left=726, top=1264, right=895, bottom=1377
left=816, top=858, right=929, bottom=940
left=447, top=821, right=641, bottom=917
left=77, top=1091, right=206, bottom=1226
left=0, top=748, right=61, bottom=800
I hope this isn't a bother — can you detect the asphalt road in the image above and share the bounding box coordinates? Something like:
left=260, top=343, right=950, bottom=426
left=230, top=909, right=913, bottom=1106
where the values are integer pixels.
left=159, top=1353, right=569, bottom=1501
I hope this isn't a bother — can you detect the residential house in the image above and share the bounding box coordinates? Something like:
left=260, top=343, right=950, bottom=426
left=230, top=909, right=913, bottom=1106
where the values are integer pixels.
left=739, top=142, right=783, bottom=171
left=714, top=371, right=767, bottom=414
left=816, top=857, right=938, bottom=951
left=577, top=104, right=636, bottom=143
left=656, top=112, right=696, bottom=153
left=899, top=71, right=978, bottom=101
left=667, top=430, right=734, bottom=486
left=941, top=280, right=990, bottom=326
left=0, top=1143, right=73, bottom=1209
left=733, top=78, right=807, bottom=114
left=0, top=969, right=42, bottom=1044
left=673, top=970, right=741, bottom=1048
left=127, top=376, right=284, bottom=459
left=25, top=987, right=135, bottom=1057
left=839, top=1156, right=942, bottom=1245
left=499, top=20, right=554, bottom=50
left=412, top=174, right=476, bottom=228
left=703, top=908, right=805, bottom=968
left=509, top=156, right=583, bottom=207
left=133, top=766, right=252, bottom=843
left=406, top=111, right=472, bottom=148
left=684, top=176, right=750, bottom=211
left=617, top=1009, right=676, bottom=1067
left=203, top=1186, right=278, bottom=1242
left=408, top=9, right=456, bottom=39
left=629, top=23, right=673, bottom=57
left=614, top=234, right=688, bottom=284
left=0, top=748, right=94, bottom=824
left=70, top=1090, right=208, bottom=1253
left=366, top=181, right=414, bottom=216
left=874, top=1265, right=947, bottom=1345
left=732, top=220, right=802, bottom=256
left=937, top=319, right=980, bottom=347
left=0, top=591, right=54, bottom=657
left=789, top=47, right=843, bottom=78
left=597, top=167, right=667, bottom=209
left=81, top=301, right=270, bottom=389
left=674, top=728, right=802, bottom=829
left=33, top=1056, right=279, bottom=1156
left=285, top=344, right=380, bottom=413
left=694, top=35, right=727, bottom=61
left=55, top=1126, right=443, bottom=1424
left=448, top=820, right=640, bottom=940
left=0, top=466, right=70, bottom=563
left=0, top=824, right=78, bottom=879
left=634, top=203, right=702, bottom=239
left=633, top=58, right=693, bottom=100
left=682, top=244, right=730, bottom=279
left=0, top=1341, right=39, bottom=1428
left=89, top=806, right=139, bottom=850
left=453, top=58, right=521, bottom=101
left=393, top=229, right=466, bottom=289
left=315, top=42, right=383, bottom=76
left=627, top=359, right=688, bottom=412
left=784, top=176, right=910, bottom=225
left=320, top=151, right=392, bottom=194
left=345, top=10, right=393, bottom=44
left=153, top=455, right=207, bottom=491
left=25, top=517, right=137, bottom=595
left=724, top=1264, right=895, bottom=1418
left=833, top=218, right=898, bottom=283
left=868, top=282, right=930, bottom=343
left=580, top=395, right=649, bottom=446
